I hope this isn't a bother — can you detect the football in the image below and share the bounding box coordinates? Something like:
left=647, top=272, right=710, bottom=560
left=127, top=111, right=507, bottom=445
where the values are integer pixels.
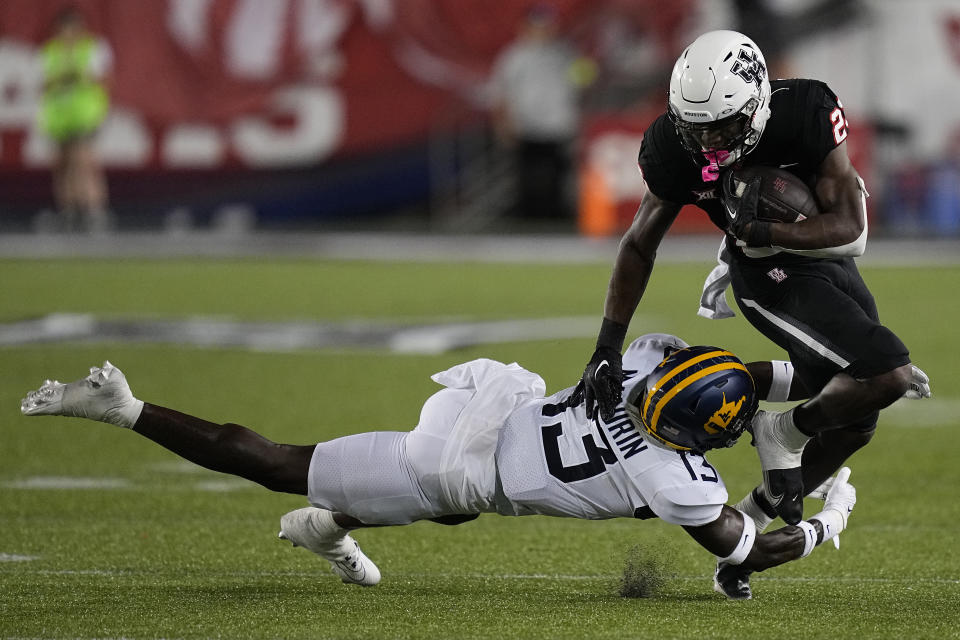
left=732, top=165, right=820, bottom=223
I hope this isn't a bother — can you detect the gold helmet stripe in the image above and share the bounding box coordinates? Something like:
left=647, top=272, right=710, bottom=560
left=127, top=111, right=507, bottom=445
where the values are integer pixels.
left=642, top=349, right=736, bottom=419
left=648, top=361, right=748, bottom=433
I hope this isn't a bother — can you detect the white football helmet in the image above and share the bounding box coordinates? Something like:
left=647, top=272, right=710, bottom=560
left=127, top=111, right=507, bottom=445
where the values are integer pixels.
left=668, top=30, right=771, bottom=169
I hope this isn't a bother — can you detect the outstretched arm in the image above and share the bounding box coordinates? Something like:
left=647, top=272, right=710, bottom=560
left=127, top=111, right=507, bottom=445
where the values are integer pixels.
left=684, top=505, right=810, bottom=571
left=604, top=190, right=682, bottom=329
left=684, top=467, right=855, bottom=573
left=583, top=191, right=681, bottom=420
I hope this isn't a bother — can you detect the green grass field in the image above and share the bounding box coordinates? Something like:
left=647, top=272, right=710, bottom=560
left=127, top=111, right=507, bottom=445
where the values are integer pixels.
left=1, top=257, right=958, bottom=639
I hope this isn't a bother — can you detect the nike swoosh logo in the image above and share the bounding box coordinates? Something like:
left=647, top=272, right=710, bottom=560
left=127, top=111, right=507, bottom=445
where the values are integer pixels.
left=596, top=360, right=608, bottom=375
left=725, top=201, right=737, bottom=219
left=335, top=558, right=366, bottom=580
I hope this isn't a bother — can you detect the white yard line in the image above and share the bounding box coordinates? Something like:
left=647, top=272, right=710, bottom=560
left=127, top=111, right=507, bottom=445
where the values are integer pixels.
left=1, top=476, right=131, bottom=490
left=0, top=313, right=625, bottom=355
left=0, top=553, right=39, bottom=563
left=0, top=476, right=256, bottom=492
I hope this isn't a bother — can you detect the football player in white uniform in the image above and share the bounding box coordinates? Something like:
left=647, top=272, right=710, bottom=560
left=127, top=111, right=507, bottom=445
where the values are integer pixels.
left=21, top=334, right=856, bottom=600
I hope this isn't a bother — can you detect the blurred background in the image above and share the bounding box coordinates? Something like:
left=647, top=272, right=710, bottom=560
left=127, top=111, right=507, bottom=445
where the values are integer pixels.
left=1, top=0, right=959, bottom=238
left=3, top=7, right=959, bottom=635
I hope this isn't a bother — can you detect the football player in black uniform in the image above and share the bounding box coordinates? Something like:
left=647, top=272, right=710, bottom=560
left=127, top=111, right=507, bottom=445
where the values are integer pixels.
left=579, top=30, right=930, bottom=598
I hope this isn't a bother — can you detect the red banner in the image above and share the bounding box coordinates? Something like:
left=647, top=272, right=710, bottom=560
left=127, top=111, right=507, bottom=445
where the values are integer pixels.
left=0, top=0, right=693, bottom=171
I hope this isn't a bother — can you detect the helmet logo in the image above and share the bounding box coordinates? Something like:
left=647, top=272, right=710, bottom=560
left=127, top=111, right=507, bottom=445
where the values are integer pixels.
left=703, top=392, right=746, bottom=434
left=730, top=48, right=766, bottom=90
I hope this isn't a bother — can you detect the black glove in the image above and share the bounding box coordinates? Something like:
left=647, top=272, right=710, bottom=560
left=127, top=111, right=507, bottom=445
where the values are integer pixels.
left=721, top=172, right=771, bottom=247
left=582, top=346, right=623, bottom=422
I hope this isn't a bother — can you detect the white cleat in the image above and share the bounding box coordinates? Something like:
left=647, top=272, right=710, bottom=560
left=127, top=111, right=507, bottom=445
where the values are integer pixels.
left=279, top=507, right=380, bottom=587
left=20, top=361, right=144, bottom=428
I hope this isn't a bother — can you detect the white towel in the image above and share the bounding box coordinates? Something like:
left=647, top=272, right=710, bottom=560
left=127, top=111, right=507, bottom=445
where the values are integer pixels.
left=698, top=240, right=736, bottom=319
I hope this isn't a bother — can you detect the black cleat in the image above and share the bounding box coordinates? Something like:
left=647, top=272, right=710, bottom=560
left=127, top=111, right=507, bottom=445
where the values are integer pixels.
left=714, top=561, right=754, bottom=600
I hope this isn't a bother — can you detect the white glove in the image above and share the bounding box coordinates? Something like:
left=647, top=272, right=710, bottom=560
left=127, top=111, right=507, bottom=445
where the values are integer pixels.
left=823, top=467, right=856, bottom=528
left=806, top=476, right=833, bottom=501
left=903, top=365, right=931, bottom=399
left=808, top=467, right=855, bottom=549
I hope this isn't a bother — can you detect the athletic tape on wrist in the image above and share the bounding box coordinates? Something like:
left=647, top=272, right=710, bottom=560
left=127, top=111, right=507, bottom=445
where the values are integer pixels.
left=767, top=360, right=794, bottom=402
left=811, top=509, right=845, bottom=544
left=718, top=510, right=757, bottom=566
left=797, top=520, right=817, bottom=558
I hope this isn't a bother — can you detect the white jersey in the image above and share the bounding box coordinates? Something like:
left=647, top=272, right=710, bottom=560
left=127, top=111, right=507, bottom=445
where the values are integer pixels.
left=308, top=333, right=728, bottom=527
left=494, top=333, right=728, bottom=526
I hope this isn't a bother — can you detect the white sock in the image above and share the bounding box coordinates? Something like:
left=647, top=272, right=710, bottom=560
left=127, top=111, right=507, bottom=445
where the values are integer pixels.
left=775, top=408, right=810, bottom=451
left=734, top=490, right=775, bottom=532
left=313, top=508, right=350, bottom=538
left=114, top=399, right=144, bottom=429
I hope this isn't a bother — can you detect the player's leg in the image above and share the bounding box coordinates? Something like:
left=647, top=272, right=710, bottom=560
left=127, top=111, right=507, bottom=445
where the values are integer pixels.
left=734, top=416, right=876, bottom=528
left=302, top=388, right=483, bottom=527
left=21, top=362, right=386, bottom=585
left=136, top=406, right=382, bottom=585
left=283, top=387, right=486, bottom=586
left=790, top=366, right=910, bottom=434
left=748, top=258, right=910, bottom=491
left=276, top=420, right=473, bottom=588
left=135, top=404, right=314, bottom=495
left=798, top=418, right=875, bottom=493
left=770, top=257, right=911, bottom=433
left=21, top=361, right=315, bottom=495
left=730, top=259, right=910, bottom=524
left=137, top=406, right=387, bottom=585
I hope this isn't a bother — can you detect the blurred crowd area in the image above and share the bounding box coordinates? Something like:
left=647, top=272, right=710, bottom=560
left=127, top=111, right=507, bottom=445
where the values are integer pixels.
left=0, top=0, right=959, bottom=236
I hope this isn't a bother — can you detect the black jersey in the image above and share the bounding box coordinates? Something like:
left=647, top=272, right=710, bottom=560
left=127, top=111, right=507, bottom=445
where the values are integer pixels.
left=638, top=79, right=848, bottom=261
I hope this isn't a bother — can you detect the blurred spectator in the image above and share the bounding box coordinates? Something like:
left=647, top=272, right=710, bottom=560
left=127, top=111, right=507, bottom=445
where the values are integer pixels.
left=491, top=4, right=591, bottom=220
left=38, top=6, right=113, bottom=232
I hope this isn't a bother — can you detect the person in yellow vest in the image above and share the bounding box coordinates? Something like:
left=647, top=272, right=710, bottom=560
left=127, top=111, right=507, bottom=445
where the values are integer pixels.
left=39, top=7, right=113, bottom=232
